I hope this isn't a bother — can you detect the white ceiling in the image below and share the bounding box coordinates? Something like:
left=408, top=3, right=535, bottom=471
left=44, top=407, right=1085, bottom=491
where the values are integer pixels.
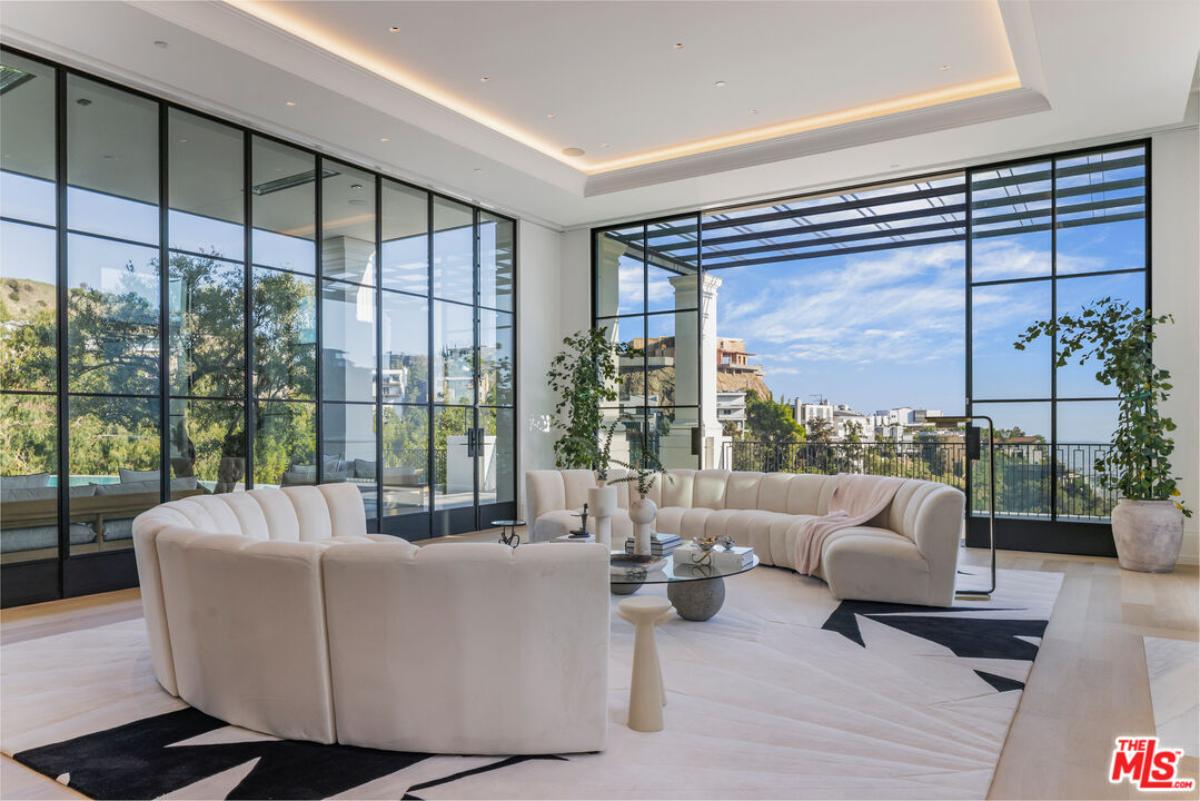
left=1, top=0, right=1196, bottom=230
left=221, top=0, right=1020, bottom=173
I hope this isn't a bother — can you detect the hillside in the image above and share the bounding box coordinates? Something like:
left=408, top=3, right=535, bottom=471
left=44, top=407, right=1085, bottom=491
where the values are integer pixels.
left=0, top=277, right=56, bottom=320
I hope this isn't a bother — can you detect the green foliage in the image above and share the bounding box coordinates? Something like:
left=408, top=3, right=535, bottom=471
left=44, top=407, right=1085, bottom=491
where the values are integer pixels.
left=0, top=279, right=56, bottom=391
left=745, top=390, right=805, bottom=445
left=607, top=441, right=668, bottom=497
left=547, top=329, right=639, bottom=470
left=67, top=262, right=159, bottom=395
left=1014, top=297, right=1189, bottom=516
left=0, top=394, right=56, bottom=475
left=0, top=251, right=325, bottom=486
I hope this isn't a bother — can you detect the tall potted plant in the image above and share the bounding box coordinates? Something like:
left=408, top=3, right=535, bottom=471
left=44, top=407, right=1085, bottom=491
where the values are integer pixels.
left=547, top=330, right=638, bottom=547
left=1015, top=297, right=1190, bottom=572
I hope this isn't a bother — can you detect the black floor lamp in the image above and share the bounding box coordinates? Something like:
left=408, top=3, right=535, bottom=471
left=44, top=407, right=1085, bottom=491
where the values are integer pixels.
left=925, top=414, right=995, bottom=598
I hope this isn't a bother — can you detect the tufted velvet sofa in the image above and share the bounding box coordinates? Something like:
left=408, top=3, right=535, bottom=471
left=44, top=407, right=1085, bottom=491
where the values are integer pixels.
left=526, top=469, right=965, bottom=607
left=131, top=483, right=609, bottom=754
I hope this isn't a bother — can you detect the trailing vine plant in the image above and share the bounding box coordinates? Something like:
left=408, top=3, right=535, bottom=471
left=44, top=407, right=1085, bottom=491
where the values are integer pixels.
left=1014, top=297, right=1190, bottom=516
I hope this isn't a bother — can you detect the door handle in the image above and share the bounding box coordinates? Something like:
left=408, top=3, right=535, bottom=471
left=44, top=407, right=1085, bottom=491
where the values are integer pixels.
left=467, top=427, right=476, bottom=457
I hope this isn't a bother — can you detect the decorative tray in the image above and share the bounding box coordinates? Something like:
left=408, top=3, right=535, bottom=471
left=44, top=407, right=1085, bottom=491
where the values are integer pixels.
left=610, top=553, right=667, bottom=573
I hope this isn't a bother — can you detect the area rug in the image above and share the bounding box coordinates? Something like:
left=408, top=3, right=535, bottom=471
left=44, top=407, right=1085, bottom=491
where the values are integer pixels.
left=1, top=565, right=1062, bottom=800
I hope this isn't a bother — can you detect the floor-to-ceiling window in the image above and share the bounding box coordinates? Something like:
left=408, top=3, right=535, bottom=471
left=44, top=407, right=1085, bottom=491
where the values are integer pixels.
left=0, top=47, right=517, bottom=606
left=593, top=141, right=1148, bottom=556
left=967, top=143, right=1148, bottom=553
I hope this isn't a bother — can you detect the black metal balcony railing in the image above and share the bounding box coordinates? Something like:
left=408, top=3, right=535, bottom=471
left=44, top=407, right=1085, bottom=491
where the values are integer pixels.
left=723, top=441, right=1117, bottom=522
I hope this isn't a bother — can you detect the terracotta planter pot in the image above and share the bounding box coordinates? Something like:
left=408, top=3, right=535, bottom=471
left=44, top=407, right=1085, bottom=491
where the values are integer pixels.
left=629, top=496, right=657, bottom=556
left=1111, top=499, right=1184, bottom=573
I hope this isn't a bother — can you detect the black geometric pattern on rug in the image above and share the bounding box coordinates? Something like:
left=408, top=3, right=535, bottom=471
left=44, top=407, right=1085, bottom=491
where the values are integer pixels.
left=821, top=600, right=1046, bottom=660
left=973, top=669, right=1026, bottom=693
left=13, top=707, right=564, bottom=800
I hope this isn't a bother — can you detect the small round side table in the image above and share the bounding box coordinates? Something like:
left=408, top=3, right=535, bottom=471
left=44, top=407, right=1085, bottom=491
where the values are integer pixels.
left=492, top=519, right=525, bottom=548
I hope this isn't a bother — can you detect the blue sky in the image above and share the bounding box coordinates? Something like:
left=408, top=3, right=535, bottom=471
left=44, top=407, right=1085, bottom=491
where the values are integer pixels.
left=706, top=215, right=1144, bottom=441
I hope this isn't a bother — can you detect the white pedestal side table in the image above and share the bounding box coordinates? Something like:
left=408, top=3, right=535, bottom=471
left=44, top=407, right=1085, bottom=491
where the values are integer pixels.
left=617, top=596, right=671, bottom=732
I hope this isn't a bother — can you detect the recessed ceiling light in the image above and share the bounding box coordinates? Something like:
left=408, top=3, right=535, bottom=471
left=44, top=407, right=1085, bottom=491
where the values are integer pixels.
left=546, top=112, right=557, bottom=119
left=153, top=40, right=168, bottom=49
left=389, top=25, right=401, bottom=32
left=75, top=98, right=92, bottom=106
left=379, top=137, right=390, bottom=142
left=600, top=143, right=610, bottom=149
left=751, top=108, right=759, bottom=115
left=479, top=76, right=491, bottom=83
left=674, top=42, right=684, bottom=49
left=939, top=64, right=951, bottom=71
left=351, top=183, right=364, bottom=190
left=562, top=147, right=586, bottom=157
left=714, top=80, right=726, bottom=88
left=473, top=167, right=483, bottom=173
left=285, top=100, right=297, bottom=107
left=178, top=138, right=188, bottom=144
left=349, top=198, right=367, bottom=206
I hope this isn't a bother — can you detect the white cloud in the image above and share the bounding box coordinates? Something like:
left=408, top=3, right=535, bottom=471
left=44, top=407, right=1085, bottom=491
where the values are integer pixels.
left=717, top=243, right=968, bottom=366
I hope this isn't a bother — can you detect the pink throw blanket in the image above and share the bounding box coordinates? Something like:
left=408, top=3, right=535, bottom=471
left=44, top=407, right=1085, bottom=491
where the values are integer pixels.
left=793, top=474, right=904, bottom=575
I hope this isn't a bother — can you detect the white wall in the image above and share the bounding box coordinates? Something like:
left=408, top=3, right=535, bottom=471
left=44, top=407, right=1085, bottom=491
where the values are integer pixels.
left=1151, top=127, right=1199, bottom=564
left=559, top=228, right=593, bottom=330
left=514, top=220, right=565, bottom=518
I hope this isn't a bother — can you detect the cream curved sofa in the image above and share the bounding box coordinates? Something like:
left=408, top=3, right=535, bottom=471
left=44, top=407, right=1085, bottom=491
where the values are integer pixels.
left=526, top=469, right=964, bottom=607
left=131, top=483, right=609, bottom=754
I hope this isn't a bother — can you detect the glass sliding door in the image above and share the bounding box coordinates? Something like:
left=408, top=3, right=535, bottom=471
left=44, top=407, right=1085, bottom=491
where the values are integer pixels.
left=477, top=212, right=516, bottom=523
left=380, top=189, right=517, bottom=537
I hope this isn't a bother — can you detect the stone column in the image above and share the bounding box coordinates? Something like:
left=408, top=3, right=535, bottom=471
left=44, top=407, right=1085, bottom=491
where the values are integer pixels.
left=666, top=274, right=724, bottom=468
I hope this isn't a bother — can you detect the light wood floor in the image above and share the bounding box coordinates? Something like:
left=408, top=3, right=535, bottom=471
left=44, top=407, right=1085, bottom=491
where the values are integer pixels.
left=2, top=538, right=1197, bottom=801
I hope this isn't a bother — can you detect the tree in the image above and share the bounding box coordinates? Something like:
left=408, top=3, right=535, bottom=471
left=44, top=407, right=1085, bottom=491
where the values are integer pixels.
left=804, top=416, right=833, bottom=445
left=547, top=328, right=639, bottom=470
left=744, top=390, right=804, bottom=446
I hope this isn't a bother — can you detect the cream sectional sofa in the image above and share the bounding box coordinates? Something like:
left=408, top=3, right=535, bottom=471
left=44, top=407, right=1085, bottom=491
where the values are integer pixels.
left=132, top=483, right=609, bottom=754
left=526, top=469, right=965, bottom=607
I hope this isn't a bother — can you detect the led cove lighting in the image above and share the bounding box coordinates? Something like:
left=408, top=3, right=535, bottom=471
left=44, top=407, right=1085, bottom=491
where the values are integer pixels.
left=226, top=0, right=1023, bottom=175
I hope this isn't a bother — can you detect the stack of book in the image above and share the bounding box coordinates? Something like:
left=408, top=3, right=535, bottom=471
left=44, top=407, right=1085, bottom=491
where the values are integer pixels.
left=624, top=532, right=682, bottom=557
left=673, top=543, right=755, bottom=570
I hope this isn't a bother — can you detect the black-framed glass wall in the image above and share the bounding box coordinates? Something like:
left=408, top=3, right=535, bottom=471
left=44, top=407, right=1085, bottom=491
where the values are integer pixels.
left=594, top=216, right=703, bottom=471
left=0, top=47, right=517, bottom=606
left=591, top=141, right=1148, bottom=556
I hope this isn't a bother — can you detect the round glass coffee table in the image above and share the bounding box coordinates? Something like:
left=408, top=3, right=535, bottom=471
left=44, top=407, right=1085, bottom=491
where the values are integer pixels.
left=610, top=550, right=760, bottom=621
